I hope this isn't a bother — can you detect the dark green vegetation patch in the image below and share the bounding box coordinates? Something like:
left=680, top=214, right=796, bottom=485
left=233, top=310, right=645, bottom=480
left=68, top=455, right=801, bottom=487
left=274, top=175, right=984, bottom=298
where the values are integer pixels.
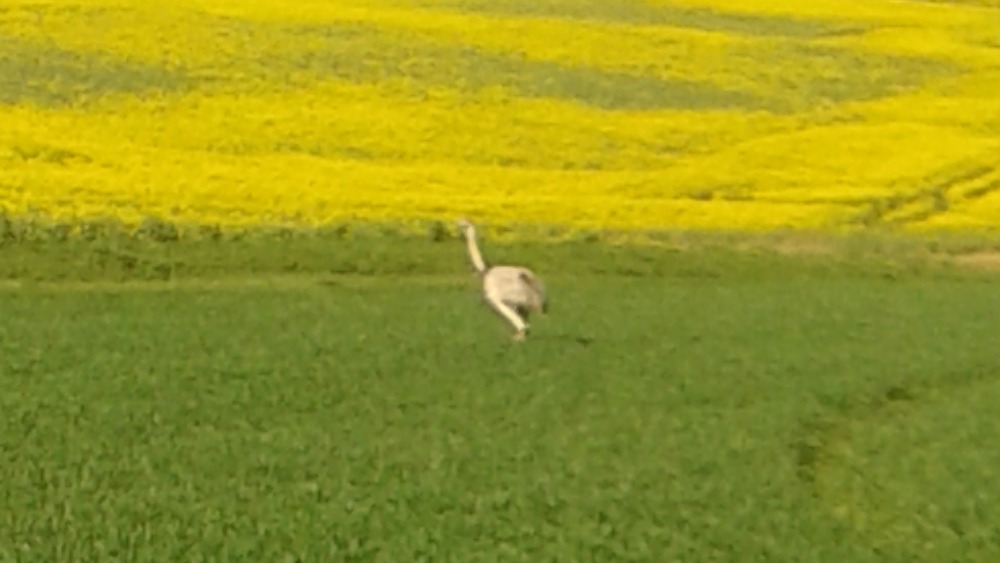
left=0, top=35, right=189, bottom=107
left=418, top=0, right=865, bottom=38
left=203, top=19, right=761, bottom=112
left=243, top=20, right=953, bottom=113
left=0, top=3, right=956, bottom=112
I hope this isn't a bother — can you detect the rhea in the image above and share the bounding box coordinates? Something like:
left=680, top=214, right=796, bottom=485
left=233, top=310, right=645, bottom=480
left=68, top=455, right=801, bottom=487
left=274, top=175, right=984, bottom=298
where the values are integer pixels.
left=456, top=218, right=547, bottom=341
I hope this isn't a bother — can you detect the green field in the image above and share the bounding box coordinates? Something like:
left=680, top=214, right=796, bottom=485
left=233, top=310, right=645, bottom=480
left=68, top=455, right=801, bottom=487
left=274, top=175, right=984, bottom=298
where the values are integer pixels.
left=2, top=233, right=1000, bottom=561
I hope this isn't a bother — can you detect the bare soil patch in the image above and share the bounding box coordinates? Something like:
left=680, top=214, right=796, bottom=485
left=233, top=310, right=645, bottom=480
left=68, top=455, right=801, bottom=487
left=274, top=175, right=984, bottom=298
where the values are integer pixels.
left=944, top=251, right=1000, bottom=270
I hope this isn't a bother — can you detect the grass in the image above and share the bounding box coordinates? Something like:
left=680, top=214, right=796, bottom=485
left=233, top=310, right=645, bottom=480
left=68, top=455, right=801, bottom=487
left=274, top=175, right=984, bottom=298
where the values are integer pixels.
left=4, top=214, right=1000, bottom=282
left=2, top=233, right=999, bottom=561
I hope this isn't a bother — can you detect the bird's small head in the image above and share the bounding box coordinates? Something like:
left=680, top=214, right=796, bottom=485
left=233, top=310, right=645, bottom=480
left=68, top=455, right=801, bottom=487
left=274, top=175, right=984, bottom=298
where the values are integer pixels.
left=456, top=217, right=475, bottom=236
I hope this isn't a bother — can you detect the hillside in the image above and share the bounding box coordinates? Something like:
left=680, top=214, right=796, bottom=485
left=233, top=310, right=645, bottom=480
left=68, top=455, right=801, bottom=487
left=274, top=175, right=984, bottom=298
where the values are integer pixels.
left=1, top=0, right=999, bottom=236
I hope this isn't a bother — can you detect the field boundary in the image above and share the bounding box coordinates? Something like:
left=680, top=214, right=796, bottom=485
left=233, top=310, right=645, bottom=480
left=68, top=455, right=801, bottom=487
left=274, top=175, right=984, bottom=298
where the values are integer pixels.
left=0, top=273, right=480, bottom=293
left=1, top=247, right=999, bottom=294
left=4, top=214, right=1000, bottom=286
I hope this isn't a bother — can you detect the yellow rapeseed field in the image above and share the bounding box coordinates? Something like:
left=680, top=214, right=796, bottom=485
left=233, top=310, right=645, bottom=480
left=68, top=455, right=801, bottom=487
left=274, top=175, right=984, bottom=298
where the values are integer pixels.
left=1, top=0, right=999, bottom=235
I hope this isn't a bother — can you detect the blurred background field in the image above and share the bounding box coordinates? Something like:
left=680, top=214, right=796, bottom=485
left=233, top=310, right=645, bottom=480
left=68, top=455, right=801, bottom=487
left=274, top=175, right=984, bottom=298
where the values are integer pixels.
left=1, top=0, right=1000, bottom=237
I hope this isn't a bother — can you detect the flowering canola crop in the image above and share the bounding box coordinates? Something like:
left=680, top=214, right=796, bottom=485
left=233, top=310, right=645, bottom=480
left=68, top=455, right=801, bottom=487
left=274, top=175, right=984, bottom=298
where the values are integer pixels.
left=1, top=0, right=999, bottom=236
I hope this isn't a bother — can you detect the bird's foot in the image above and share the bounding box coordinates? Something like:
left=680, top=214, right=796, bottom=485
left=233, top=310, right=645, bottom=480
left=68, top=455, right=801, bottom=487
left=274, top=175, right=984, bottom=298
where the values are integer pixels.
left=512, top=330, right=527, bottom=342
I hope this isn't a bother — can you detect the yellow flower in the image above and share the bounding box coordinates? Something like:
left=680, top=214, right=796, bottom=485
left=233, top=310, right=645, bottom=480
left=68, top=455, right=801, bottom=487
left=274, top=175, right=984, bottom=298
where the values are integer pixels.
left=0, top=0, right=998, bottom=238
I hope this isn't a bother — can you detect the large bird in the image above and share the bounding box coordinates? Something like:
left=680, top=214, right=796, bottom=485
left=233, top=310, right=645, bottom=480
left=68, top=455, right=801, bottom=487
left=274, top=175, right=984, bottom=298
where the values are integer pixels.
left=456, top=218, right=547, bottom=341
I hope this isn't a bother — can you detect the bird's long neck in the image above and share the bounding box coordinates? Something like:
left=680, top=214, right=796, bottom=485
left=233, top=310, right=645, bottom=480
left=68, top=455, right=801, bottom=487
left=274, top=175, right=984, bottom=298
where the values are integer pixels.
left=464, top=229, right=488, bottom=274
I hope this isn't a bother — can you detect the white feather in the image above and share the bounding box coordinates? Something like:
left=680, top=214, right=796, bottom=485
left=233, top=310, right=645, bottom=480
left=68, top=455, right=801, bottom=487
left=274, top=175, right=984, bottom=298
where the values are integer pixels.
left=456, top=218, right=547, bottom=340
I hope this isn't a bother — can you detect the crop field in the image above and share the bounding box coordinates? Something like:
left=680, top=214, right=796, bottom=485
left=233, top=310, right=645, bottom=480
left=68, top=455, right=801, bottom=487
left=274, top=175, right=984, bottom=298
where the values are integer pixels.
left=3, top=0, right=1000, bottom=561
left=2, top=247, right=1000, bottom=560
left=1, top=0, right=1000, bottom=234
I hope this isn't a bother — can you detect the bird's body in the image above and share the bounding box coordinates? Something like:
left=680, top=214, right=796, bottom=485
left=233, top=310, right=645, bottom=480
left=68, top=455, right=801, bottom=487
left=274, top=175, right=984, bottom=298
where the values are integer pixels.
left=457, top=218, right=547, bottom=341
left=484, top=265, right=547, bottom=317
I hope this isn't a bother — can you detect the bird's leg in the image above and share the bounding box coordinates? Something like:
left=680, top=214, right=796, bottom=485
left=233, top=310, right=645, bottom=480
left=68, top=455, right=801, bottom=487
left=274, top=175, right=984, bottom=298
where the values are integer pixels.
left=486, top=296, right=528, bottom=340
